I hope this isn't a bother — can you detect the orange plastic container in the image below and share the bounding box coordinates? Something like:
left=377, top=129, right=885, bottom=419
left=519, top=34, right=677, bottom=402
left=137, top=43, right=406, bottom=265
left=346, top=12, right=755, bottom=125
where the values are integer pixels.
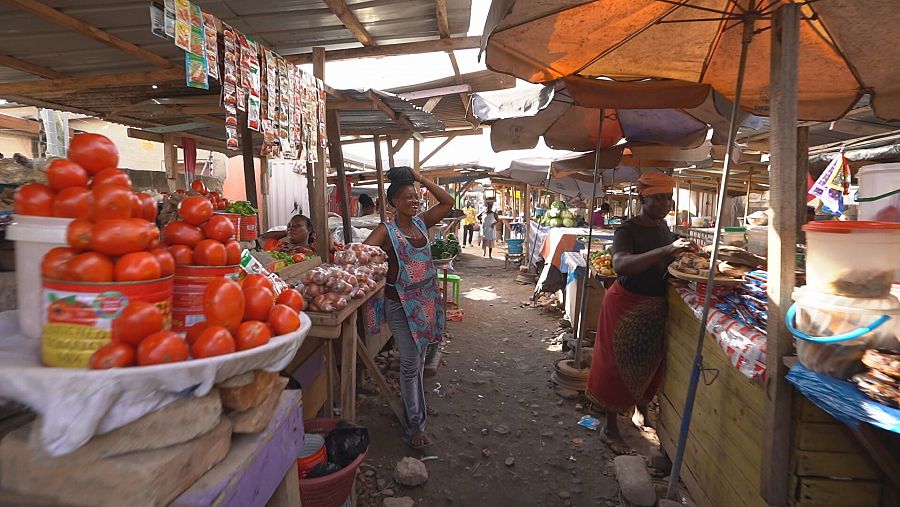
left=171, top=265, right=240, bottom=331
left=239, top=214, right=259, bottom=241
left=216, top=212, right=241, bottom=239
left=41, top=276, right=173, bottom=368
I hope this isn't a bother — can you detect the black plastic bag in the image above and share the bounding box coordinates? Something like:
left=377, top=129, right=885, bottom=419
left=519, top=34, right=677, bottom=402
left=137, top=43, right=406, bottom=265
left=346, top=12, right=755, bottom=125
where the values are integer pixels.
left=305, top=461, right=341, bottom=478
left=325, top=422, right=370, bottom=468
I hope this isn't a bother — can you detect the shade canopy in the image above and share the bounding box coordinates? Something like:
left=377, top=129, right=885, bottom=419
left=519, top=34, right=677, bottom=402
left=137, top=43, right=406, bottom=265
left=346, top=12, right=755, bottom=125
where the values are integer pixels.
left=483, top=0, right=900, bottom=121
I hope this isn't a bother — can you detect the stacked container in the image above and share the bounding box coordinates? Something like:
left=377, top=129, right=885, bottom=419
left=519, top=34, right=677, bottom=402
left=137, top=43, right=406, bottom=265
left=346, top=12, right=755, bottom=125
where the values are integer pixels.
left=791, top=221, right=900, bottom=378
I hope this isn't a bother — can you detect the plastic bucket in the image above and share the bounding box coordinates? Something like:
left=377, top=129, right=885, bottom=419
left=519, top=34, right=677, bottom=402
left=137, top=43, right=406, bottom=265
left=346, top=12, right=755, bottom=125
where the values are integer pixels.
left=789, top=286, right=900, bottom=378
left=803, top=221, right=900, bottom=298
left=507, top=238, right=524, bottom=254
left=239, top=214, right=259, bottom=241
left=297, top=433, right=326, bottom=478
left=172, top=265, right=240, bottom=331
left=857, top=162, right=900, bottom=222
left=216, top=212, right=241, bottom=239
left=6, top=215, right=73, bottom=338
left=41, top=276, right=173, bottom=368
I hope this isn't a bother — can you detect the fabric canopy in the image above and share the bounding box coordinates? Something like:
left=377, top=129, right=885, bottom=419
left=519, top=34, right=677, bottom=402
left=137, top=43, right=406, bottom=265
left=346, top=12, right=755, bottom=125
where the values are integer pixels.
left=499, top=156, right=605, bottom=198
left=483, top=0, right=900, bottom=122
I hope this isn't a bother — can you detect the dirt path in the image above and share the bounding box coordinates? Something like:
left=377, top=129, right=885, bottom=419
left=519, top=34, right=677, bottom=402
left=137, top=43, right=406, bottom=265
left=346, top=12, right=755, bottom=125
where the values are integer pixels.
left=353, top=245, right=661, bottom=506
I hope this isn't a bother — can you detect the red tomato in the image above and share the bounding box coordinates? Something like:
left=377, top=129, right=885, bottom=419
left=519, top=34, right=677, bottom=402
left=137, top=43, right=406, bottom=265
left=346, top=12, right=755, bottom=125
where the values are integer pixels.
left=89, top=342, right=135, bottom=369
left=14, top=183, right=55, bottom=216
left=175, top=189, right=186, bottom=195
left=191, top=179, right=209, bottom=196
left=243, top=286, right=275, bottom=322
left=137, top=331, right=189, bottom=366
left=136, top=192, right=157, bottom=222
left=41, top=247, right=77, bottom=280
left=269, top=304, right=301, bottom=335
left=261, top=238, right=280, bottom=251
left=91, top=184, right=133, bottom=220
left=66, top=219, right=93, bottom=251
left=68, top=133, right=118, bottom=175
left=163, top=220, right=203, bottom=247
left=201, top=215, right=235, bottom=242
left=91, top=168, right=132, bottom=189
left=111, top=301, right=164, bottom=346
left=148, top=248, right=175, bottom=277
left=291, top=253, right=306, bottom=263
left=167, top=244, right=193, bottom=265
left=208, top=191, right=220, bottom=200
left=203, top=278, right=244, bottom=331
left=91, top=218, right=156, bottom=256
left=276, top=289, right=305, bottom=312
left=192, top=325, right=235, bottom=358
left=193, top=239, right=226, bottom=266
left=185, top=321, right=208, bottom=347
left=224, top=240, right=241, bottom=265
left=114, top=252, right=162, bottom=282
left=236, top=321, right=272, bottom=351
left=46, top=159, right=88, bottom=191
left=178, top=196, right=213, bottom=226
left=65, top=252, right=114, bottom=282
left=52, top=186, right=92, bottom=219
left=242, top=273, right=273, bottom=291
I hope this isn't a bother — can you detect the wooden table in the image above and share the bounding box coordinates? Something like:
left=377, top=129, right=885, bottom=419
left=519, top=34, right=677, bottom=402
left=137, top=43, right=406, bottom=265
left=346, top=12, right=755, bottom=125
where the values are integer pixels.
left=300, top=280, right=405, bottom=428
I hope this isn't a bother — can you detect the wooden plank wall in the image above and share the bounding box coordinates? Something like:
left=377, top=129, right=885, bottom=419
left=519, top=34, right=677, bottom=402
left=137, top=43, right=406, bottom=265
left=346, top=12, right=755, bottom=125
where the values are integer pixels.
left=659, top=287, right=890, bottom=507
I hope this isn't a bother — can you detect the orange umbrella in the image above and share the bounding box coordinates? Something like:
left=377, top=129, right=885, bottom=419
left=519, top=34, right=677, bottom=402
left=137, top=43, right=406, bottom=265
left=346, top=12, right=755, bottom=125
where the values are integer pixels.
left=483, top=0, right=900, bottom=122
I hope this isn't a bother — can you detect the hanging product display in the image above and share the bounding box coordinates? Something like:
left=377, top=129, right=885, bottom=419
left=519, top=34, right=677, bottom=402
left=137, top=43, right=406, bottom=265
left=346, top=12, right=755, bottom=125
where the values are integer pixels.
left=222, top=23, right=239, bottom=150
left=174, top=0, right=190, bottom=51
left=202, top=12, right=218, bottom=81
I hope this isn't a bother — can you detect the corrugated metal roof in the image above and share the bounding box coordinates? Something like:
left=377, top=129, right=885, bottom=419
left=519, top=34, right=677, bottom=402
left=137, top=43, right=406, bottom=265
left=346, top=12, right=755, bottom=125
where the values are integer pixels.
left=334, top=89, right=444, bottom=134
left=0, top=0, right=472, bottom=84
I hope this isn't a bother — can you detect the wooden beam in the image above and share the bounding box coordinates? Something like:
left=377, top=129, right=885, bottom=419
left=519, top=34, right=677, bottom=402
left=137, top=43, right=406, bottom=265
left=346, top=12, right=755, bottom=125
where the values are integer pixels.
left=286, top=36, right=482, bottom=64
left=326, top=100, right=376, bottom=111
left=326, top=109, right=353, bottom=243
left=398, top=84, right=471, bottom=101
left=373, top=135, right=387, bottom=222
left=162, top=134, right=178, bottom=180
left=126, top=127, right=227, bottom=153
left=827, top=118, right=895, bottom=137
left=341, top=127, right=481, bottom=145
left=419, top=134, right=457, bottom=166
left=240, top=114, right=259, bottom=208
left=366, top=90, right=424, bottom=142
left=0, top=54, right=65, bottom=79
left=413, top=139, right=420, bottom=171
left=5, top=0, right=172, bottom=68
left=311, top=47, right=329, bottom=261
left=0, top=68, right=183, bottom=96
left=422, top=96, right=443, bottom=113
left=322, top=0, right=375, bottom=47
left=386, top=135, right=396, bottom=167
left=0, top=113, right=39, bottom=134
left=434, top=0, right=451, bottom=38
left=762, top=5, right=799, bottom=506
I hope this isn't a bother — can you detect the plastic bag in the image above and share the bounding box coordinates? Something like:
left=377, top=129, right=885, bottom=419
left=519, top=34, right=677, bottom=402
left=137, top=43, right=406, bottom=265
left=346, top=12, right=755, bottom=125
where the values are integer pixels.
left=305, top=461, right=341, bottom=478
left=325, top=422, right=369, bottom=468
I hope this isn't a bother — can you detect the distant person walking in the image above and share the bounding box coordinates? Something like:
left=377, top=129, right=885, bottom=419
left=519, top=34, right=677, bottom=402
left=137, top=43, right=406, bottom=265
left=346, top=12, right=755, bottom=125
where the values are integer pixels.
left=462, top=202, right=477, bottom=246
left=479, top=201, right=500, bottom=258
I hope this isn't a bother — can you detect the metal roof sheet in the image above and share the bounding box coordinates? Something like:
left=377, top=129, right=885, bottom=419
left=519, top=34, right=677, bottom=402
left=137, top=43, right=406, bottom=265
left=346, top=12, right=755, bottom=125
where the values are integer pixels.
left=334, top=89, right=444, bottom=134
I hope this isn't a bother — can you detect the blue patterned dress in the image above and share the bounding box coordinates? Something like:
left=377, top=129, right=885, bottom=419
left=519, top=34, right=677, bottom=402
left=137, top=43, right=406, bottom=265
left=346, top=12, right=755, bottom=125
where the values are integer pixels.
left=384, top=216, right=445, bottom=351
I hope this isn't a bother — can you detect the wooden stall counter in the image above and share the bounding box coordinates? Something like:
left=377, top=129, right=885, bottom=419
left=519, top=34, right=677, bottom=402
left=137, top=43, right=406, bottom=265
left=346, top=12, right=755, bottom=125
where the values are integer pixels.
left=659, top=286, right=895, bottom=507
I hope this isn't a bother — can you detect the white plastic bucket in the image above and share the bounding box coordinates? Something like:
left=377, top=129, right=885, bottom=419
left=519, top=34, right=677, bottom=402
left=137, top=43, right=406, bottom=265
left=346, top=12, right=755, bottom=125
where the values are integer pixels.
left=857, top=162, right=900, bottom=222
left=6, top=215, right=72, bottom=338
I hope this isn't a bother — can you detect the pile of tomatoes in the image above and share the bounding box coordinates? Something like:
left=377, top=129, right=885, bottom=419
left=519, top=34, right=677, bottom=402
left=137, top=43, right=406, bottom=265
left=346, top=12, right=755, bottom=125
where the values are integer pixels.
left=185, top=179, right=229, bottom=210
left=88, top=274, right=305, bottom=369
left=163, top=195, right=241, bottom=267
left=20, top=134, right=173, bottom=283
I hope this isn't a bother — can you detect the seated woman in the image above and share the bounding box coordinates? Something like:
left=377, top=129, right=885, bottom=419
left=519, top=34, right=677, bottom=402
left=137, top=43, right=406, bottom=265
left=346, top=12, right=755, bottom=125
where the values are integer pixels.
left=260, top=214, right=325, bottom=255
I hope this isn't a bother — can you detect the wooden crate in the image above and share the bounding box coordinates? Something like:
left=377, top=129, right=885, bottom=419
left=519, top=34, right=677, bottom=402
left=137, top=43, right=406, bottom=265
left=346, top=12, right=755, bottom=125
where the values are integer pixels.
left=659, top=287, right=889, bottom=507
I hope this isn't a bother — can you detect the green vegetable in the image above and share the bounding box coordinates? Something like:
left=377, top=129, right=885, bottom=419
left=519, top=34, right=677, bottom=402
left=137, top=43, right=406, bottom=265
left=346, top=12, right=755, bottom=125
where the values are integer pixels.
left=267, top=250, right=295, bottom=264
left=562, top=218, right=576, bottom=227
left=431, top=239, right=445, bottom=259
left=549, top=218, right=563, bottom=227
left=446, top=233, right=458, bottom=242
left=550, top=200, right=567, bottom=210
left=226, top=200, right=258, bottom=216
left=560, top=210, right=574, bottom=220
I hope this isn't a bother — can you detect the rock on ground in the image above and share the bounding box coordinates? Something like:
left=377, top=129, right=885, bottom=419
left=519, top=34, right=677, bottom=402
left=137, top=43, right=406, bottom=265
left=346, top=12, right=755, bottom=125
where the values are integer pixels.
left=394, top=457, right=428, bottom=487
left=383, top=497, right=415, bottom=507
left=614, top=455, right=657, bottom=507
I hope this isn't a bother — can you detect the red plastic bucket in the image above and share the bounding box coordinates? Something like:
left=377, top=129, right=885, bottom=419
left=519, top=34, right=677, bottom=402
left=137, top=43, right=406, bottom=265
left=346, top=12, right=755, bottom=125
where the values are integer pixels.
left=216, top=212, right=241, bottom=239
left=239, top=214, right=259, bottom=241
left=41, top=276, right=173, bottom=368
left=172, top=265, right=240, bottom=331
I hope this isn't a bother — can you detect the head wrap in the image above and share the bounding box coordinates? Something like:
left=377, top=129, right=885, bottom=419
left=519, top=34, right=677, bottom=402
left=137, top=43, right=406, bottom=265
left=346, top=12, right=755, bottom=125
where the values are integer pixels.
left=637, top=172, right=675, bottom=197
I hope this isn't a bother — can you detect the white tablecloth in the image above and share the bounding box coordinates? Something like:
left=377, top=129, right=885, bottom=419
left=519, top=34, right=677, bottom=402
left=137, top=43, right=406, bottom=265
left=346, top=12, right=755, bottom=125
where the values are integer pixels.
left=0, top=311, right=309, bottom=456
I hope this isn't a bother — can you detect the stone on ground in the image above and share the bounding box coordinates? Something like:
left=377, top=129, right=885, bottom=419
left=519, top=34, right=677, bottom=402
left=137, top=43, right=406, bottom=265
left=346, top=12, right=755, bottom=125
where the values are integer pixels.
left=648, top=447, right=672, bottom=476
left=383, top=497, right=415, bottom=507
left=658, top=500, right=681, bottom=507
left=394, top=457, right=428, bottom=487
left=614, top=455, right=657, bottom=507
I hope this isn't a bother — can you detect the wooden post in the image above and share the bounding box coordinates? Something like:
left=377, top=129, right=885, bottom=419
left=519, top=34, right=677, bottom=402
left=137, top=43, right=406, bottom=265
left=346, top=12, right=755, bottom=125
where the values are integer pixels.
left=259, top=156, right=269, bottom=232
left=312, top=47, right=329, bottom=261
left=744, top=170, right=754, bottom=220
left=386, top=135, right=396, bottom=167
left=524, top=184, right=532, bottom=256
left=239, top=116, right=258, bottom=208
left=326, top=109, right=352, bottom=244
left=413, top=139, right=420, bottom=171
left=796, top=126, right=810, bottom=235
left=762, top=4, right=799, bottom=506
left=163, top=134, right=178, bottom=181
left=373, top=135, right=387, bottom=222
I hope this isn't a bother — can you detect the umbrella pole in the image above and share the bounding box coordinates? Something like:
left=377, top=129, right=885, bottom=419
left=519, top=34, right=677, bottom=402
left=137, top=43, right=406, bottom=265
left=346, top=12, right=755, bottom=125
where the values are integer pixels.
left=574, top=109, right=605, bottom=373
left=666, top=19, right=755, bottom=501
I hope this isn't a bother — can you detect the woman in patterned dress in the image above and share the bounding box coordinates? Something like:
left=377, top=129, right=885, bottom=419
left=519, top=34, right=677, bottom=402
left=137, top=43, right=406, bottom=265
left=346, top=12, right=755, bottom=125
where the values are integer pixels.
left=364, top=166, right=453, bottom=449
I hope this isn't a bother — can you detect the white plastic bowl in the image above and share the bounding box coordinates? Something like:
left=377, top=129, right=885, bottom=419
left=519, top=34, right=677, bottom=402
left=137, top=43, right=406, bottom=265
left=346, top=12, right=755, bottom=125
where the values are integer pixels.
left=6, top=215, right=72, bottom=338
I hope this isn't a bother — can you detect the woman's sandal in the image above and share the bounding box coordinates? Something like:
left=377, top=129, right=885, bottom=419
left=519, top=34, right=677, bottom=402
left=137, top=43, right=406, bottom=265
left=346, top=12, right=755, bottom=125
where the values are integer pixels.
left=402, top=433, right=434, bottom=450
